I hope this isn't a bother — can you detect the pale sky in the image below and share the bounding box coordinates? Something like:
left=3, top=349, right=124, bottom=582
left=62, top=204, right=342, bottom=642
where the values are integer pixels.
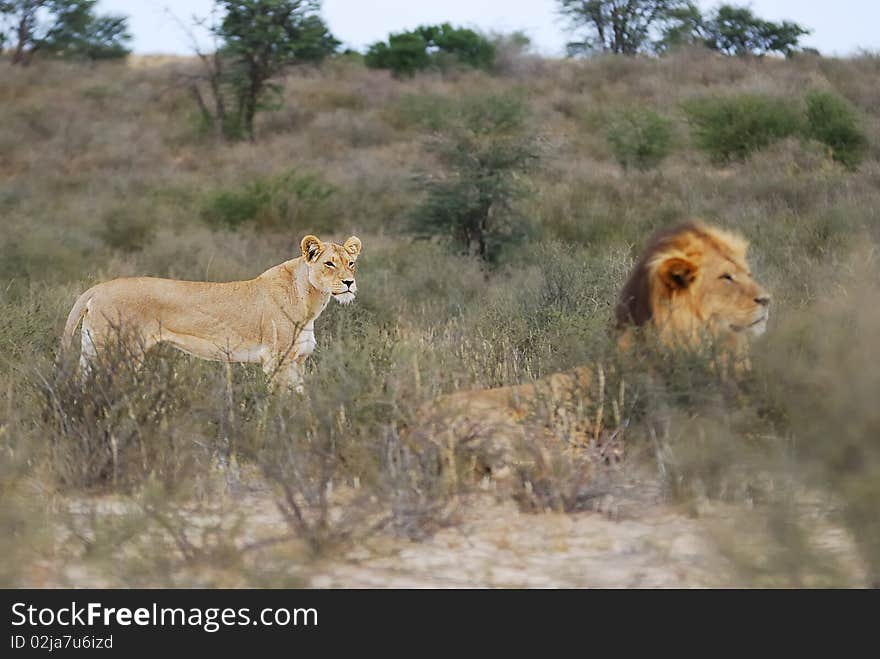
left=97, top=1, right=880, bottom=57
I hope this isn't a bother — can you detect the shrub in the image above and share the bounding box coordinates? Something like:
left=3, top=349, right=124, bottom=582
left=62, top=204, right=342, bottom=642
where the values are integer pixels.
left=365, top=32, right=430, bottom=78
left=202, top=170, right=335, bottom=231
left=684, top=94, right=802, bottom=162
left=760, top=267, right=880, bottom=584
left=43, top=340, right=220, bottom=491
left=804, top=91, right=868, bottom=170
left=426, top=23, right=495, bottom=71
left=365, top=23, right=495, bottom=78
left=605, top=108, right=674, bottom=171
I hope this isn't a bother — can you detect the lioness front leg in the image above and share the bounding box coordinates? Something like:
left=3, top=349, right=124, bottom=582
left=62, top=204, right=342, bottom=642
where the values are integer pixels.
left=285, top=360, right=306, bottom=395
left=262, top=356, right=305, bottom=394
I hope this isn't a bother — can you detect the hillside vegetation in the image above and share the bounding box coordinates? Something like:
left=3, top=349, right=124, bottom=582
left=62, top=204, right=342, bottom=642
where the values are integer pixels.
left=1, top=49, right=879, bottom=586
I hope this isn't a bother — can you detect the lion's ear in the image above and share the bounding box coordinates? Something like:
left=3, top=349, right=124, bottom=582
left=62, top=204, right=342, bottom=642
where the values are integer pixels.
left=656, top=256, right=698, bottom=292
left=301, top=235, right=324, bottom=262
left=343, top=236, right=362, bottom=258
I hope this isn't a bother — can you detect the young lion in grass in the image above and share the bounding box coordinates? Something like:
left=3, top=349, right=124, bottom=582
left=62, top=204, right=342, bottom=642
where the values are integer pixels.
left=61, top=234, right=362, bottom=391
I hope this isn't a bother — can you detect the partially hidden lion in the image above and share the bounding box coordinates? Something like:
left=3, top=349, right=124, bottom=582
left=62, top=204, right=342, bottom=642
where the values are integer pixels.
left=61, top=234, right=362, bottom=391
left=423, top=221, right=770, bottom=469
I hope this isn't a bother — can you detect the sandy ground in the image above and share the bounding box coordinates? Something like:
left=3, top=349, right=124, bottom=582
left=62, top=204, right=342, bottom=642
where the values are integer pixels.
left=309, top=499, right=732, bottom=588
left=29, top=461, right=865, bottom=589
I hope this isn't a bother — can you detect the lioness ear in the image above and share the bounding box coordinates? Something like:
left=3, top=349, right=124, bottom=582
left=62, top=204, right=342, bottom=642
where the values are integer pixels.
left=301, top=235, right=323, bottom=262
left=656, top=256, right=698, bottom=292
left=343, top=236, right=362, bottom=258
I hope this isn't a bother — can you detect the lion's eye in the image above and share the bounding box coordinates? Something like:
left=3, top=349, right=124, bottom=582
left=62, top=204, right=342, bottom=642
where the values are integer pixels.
left=348, top=262, right=354, bottom=268
left=720, top=273, right=734, bottom=281
left=324, top=261, right=335, bottom=268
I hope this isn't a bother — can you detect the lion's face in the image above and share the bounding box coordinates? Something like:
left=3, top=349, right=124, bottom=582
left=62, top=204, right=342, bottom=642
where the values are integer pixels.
left=617, top=222, right=770, bottom=346
left=687, top=247, right=770, bottom=338
left=301, top=235, right=362, bottom=305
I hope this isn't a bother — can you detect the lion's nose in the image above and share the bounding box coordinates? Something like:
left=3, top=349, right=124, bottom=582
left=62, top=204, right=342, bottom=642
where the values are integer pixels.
left=342, top=280, right=354, bottom=288
left=755, top=295, right=771, bottom=307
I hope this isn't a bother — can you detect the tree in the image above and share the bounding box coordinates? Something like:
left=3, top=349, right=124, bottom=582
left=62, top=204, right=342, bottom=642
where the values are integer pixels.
left=703, top=5, right=809, bottom=56
left=654, top=1, right=705, bottom=52
left=194, top=0, right=338, bottom=141
left=3, top=0, right=44, bottom=64
left=663, top=3, right=810, bottom=57
left=1, top=0, right=130, bottom=65
left=365, top=23, right=495, bottom=77
left=411, top=94, right=538, bottom=262
left=559, top=0, right=691, bottom=55
left=41, top=1, right=130, bottom=59
left=0, top=3, right=9, bottom=51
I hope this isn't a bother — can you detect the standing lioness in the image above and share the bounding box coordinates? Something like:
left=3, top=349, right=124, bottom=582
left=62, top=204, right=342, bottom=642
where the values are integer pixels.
left=61, top=234, right=362, bottom=391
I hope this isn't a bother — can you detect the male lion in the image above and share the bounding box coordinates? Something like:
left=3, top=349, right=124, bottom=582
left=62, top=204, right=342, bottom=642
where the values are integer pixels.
left=61, top=234, right=362, bottom=391
left=614, top=220, right=770, bottom=350
left=424, top=221, right=770, bottom=469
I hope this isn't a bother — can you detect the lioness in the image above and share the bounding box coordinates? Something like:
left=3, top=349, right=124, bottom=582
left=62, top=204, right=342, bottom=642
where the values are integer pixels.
left=425, top=221, right=770, bottom=466
left=61, top=234, right=362, bottom=391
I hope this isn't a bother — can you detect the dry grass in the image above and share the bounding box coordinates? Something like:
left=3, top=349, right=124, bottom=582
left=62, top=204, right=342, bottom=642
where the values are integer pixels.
left=1, top=49, right=878, bottom=587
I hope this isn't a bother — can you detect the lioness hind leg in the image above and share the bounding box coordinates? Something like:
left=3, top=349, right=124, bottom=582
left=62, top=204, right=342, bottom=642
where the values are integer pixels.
left=78, top=318, right=157, bottom=380
left=79, top=320, right=98, bottom=375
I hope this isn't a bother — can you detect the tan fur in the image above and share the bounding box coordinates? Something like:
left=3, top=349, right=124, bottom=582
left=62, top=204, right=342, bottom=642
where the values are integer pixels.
left=423, top=221, right=770, bottom=468
left=61, top=235, right=362, bottom=391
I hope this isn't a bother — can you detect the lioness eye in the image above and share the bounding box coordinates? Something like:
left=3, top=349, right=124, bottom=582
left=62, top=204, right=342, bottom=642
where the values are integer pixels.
left=348, top=262, right=354, bottom=268
left=324, top=261, right=335, bottom=268
left=720, top=273, right=733, bottom=281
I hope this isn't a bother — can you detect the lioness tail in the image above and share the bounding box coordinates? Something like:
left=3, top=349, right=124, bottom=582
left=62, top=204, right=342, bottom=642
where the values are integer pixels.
left=61, top=288, right=95, bottom=354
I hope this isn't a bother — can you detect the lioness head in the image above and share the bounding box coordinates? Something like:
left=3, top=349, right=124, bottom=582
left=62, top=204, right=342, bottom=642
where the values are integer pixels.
left=616, top=221, right=770, bottom=346
left=301, top=234, right=362, bottom=305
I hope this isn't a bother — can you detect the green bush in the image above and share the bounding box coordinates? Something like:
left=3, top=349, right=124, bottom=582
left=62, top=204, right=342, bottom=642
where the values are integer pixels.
left=684, top=91, right=869, bottom=169
left=202, top=170, right=334, bottom=231
left=365, top=23, right=495, bottom=78
left=684, top=94, right=802, bottom=163
left=426, top=23, right=495, bottom=70
left=606, top=108, right=674, bottom=172
left=804, top=91, right=868, bottom=170
left=365, top=32, right=430, bottom=78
